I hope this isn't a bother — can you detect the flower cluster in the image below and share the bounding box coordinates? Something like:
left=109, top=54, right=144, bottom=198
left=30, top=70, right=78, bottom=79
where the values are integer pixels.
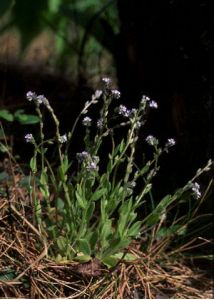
left=111, top=89, right=121, bottom=99
left=76, top=151, right=99, bottom=171
left=141, top=95, right=158, bottom=109
left=58, top=134, right=67, bottom=144
left=24, top=133, right=34, bottom=143
left=145, top=135, right=158, bottom=146
left=26, top=91, right=49, bottom=106
left=82, top=116, right=92, bottom=127
left=191, top=182, right=201, bottom=199
left=118, top=105, right=136, bottom=118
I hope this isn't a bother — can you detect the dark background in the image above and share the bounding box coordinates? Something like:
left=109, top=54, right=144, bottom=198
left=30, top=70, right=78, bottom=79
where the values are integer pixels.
left=0, top=0, right=213, bottom=211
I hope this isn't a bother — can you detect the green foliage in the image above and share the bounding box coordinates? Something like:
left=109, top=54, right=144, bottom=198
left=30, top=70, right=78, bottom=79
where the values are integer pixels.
left=0, top=108, right=40, bottom=124
left=0, top=0, right=119, bottom=75
left=18, top=81, right=212, bottom=268
left=13, top=0, right=48, bottom=49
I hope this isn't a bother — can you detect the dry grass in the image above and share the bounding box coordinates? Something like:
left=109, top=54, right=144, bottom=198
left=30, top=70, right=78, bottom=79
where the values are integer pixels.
left=0, top=160, right=213, bottom=298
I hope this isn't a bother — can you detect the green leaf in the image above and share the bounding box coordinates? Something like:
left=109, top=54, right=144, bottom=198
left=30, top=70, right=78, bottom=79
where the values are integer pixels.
left=56, top=236, right=67, bottom=251
left=14, top=110, right=40, bottom=124
left=75, top=254, right=91, bottom=263
left=89, top=230, right=98, bottom=251
left=157, top=225, right=187, bottom=238
left=91, top=187, right=107, bottom=201
left=30, top=156, right=37, bottom=173
left=75, top=190, right=86, bottom=209
left=61, top=155, right=69, bottom=173
left=156, top=194, right=173, bottom=210
left=117, top=199, right=133, bottom=237
left=100, top=219, right=112, bottom=246
left=48, top=0, right=61, bottom=13
left=0, top=109, right=14, bottom=122
left=119, top=139, right=125, bottom=153
left=100, top=252, right=138, bottom=267
left=85, top=202, right=95, bottom=223
left=145, top=195, right=172, bottom=226
left=0, top=143, right=8, bottom=153
left=102, top=237, right=131, bottom=258
left=128, top=221, right=142, bottom=237
left=101, top=255, right=118, bottom=268
left=78, top=238, right=91, bottom=256
left=55, top=197, right=65, bottom=211
left=0, top=269, right=16, bottom=281
left=146, top=212, right=162, bottom=227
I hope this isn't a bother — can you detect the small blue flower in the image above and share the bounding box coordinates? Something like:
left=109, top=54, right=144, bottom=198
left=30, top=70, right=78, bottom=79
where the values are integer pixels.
left=145, top=135, right=158, bottom=146
left=118, top=105, right=130, bottom=117
left=111, top=89, right=121, bottom=99
left=149, top=100, right=158, bottom=109
left=58, top=134, right=67, bottom=144
left=26, top=91, right=37, bottom=101
left=24, top=133, right=34, bottom=143
left=82, top=116, right=92, bottom=127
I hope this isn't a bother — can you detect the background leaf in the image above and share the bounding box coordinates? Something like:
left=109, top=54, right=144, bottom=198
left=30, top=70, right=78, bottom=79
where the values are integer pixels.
left=0, top=0, right=13, bottom=17
left=0, top=109, right=14, bottom=122
left=12, top=0, right=49, bottom=50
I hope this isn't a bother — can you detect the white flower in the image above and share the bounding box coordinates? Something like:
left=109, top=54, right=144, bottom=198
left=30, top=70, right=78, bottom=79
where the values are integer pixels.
left=58, top=134, right=67, bottom=144
left=149, top=100, right=158, bottom=109
left=82, top=116, right=92, bottom=127
left=86, top=156, right=99, bottom=171
left=145, top=135, right=158, bottom=146
left=118, top=105, right=130, bottom=117
left=86, top=161, right=97, bottom=171
left=128, top=181, right=136, bottom=188
left=165, top=138, right=176, bottom=152
left=167, top=138, right=176, bottom=147
left=111, top=89, right=121, bottom=99
left=24, top=133, right=34, bottom=143
left=102, top=77, right=111, bottom=85
left=26, top=91, right=37, bottom=101
left=26, top=91, right=49, bottom=106
left=191, top=182, right=201, bottom=199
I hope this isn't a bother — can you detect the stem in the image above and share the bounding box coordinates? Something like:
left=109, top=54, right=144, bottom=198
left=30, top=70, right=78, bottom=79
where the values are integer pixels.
left=35, top=105, right=45, bottom=171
